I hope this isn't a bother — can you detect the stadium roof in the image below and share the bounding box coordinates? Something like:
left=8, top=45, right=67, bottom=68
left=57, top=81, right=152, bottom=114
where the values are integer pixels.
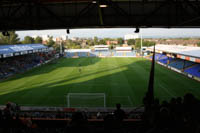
left=1, top=0, right=200, bottom=30
left=148, top=45, right=200, bottom=58
left=0, top=44, right=47, bottom=55
left=116, top=46, right=132, bottom=51
left=66, top=49, right=91, bottom=52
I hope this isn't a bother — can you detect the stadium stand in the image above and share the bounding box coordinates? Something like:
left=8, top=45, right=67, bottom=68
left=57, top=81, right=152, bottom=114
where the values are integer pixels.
left=77, top=52, right=87, bottom=57
left=184, top=64, right=200, bottom=78
left=148, top=53, right=200, bottom=80
left=66, top=52, right=97, bottom=57
left=66, top=52, right=74, bottom=57
left=147, top=45, right=200, bottom=80
left=114, top=47, right=135, bottom=57
left=65, top=49, right=101, bottom=58
left=149, top=53, right=167, bottom=61
left=0, top=53, right=54, bottom=79
left=0, top=93, right=199, bottom=133
left=114, top=51, right=124, bottom=57
left=150, top=53, right=196, bottom=70
left=126, top=52, right=135, bottom=57
left=0, top=44, right=55, bottom=79
left=168, top=59, right=196, bottom=70
left=157, top=55, right=174, bottom=64
left=65, top=50, right=136, bottom=58
left=155, top=53, right=163, bottom=60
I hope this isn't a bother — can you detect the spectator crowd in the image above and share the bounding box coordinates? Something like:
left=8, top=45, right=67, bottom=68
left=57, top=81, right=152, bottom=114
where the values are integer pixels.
left=0, top=93, right=199, bottom=133
left=0, top=51, right=200, bottom=133
left=0, top=53, right=54, bottom=79
left=143, top=93, right=200, bottom=133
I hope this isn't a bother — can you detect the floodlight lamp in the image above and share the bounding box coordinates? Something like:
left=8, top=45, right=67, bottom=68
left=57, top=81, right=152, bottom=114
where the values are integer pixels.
left=67, top=29, right=70, bottom=34
left=135, top=27, right=140, bottom=33
left=99, top=4, right=108, bottom=8
left=99, top=0, right=108, bottom=8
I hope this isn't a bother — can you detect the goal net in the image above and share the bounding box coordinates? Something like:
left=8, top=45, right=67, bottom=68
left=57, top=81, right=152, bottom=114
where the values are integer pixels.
left=66, top=93, right=106, bottom=108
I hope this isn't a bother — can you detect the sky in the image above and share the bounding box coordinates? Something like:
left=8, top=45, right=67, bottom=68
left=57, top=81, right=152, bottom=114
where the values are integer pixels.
left=16, top=28, right=200, bottom=39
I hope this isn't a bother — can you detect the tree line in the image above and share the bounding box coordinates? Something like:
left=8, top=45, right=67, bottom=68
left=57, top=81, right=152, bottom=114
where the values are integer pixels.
left=0, top=31, right=43, bottom=45
left=0, top=31, right=58, bottom=49
left=0, top=31, right=156, bottom=50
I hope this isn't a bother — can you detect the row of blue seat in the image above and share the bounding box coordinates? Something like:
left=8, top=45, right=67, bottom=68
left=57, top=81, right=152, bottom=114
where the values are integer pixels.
left=151, top=54, right=195, bottom=70
left=151, top=53, right=200, bottom=78
left=65, top=51, right=136, bottom=57
left=168, top=59, right=196, bottom=70
left=184, top=64, right=200, bottom=78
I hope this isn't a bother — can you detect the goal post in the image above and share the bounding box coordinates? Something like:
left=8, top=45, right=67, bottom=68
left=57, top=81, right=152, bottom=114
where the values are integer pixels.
left=66, top=93, right=106, bottom=108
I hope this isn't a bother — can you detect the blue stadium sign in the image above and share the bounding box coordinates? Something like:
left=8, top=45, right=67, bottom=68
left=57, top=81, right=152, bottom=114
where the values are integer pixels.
left=0, top=44, right=47, bottom=58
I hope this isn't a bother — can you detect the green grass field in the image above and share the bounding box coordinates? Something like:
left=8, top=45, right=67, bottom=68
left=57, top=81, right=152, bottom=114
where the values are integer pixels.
left=0, top=57, right=200, bottom=107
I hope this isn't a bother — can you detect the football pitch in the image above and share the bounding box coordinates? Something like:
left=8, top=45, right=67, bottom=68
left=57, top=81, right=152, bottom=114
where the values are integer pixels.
left=0, top=57, right=200, bottom=107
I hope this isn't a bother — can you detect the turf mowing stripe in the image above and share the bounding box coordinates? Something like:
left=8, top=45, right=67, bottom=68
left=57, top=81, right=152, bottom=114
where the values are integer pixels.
left=114, top=58, right=138, bottom=106
left=0, top=57, right=200, bottom=107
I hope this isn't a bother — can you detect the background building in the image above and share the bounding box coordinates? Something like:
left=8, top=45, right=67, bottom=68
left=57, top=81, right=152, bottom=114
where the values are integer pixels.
left=124, top=33, right=139, bottom=40
left=42, top=35, right=50, bottom=41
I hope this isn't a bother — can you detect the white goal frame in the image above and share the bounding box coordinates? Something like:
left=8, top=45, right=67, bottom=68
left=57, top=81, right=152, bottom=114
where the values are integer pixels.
left=66, top=93, right=106, bottom=108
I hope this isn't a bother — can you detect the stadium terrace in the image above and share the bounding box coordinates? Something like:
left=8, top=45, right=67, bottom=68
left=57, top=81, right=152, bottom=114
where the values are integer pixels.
left=147, top=45, right=200, bottom=81
left=0, top=44, right=55, bottom=79
left=65, top=46, right=135, bottom=58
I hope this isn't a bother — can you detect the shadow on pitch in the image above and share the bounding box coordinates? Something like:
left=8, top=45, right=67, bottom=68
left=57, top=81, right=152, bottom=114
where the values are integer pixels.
left=0, top=57, right=101, bottom=83
left=0, top=59, right=149, bottom=107
left=0, top=59, right=199, bottom=107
